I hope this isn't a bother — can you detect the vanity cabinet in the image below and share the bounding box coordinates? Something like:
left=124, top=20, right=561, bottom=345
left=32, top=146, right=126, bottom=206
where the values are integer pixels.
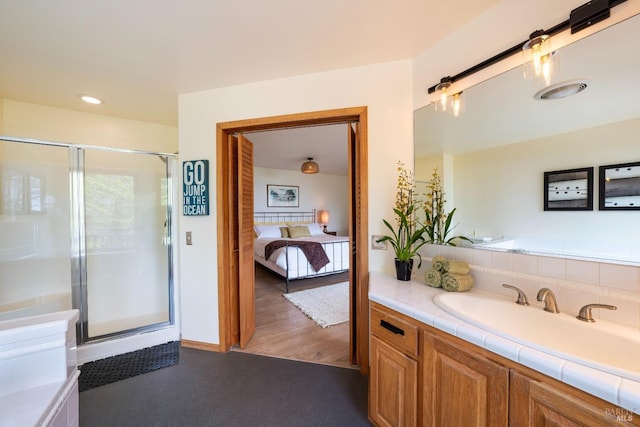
left=421, top=329, right=509, bottom=426
left=369, top=302, right=638, bottom=427
left=509, top=370, right=638, bottom=427
left=370, top=306, right=419, bottom=426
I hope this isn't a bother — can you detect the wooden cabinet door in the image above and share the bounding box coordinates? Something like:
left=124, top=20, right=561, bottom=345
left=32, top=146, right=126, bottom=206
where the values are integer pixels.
left=422, top=330, right=509, bottom=427
left=370, top=335, right=418, bottom=427
left=510, top=370, right=638, bottom=427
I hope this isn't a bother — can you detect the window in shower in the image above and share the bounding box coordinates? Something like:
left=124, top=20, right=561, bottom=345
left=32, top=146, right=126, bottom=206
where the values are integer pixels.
left=1, top=170, right=45, bottom=214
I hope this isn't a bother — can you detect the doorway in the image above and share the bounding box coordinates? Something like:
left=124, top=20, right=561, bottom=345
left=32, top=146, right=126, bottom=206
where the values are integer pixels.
left=216, top=107, right=370, bottom=372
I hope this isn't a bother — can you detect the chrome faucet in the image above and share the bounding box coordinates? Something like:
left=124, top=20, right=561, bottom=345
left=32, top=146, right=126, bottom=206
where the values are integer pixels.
left=536, top=288, right=559, bottom=313
left=502, top=284, right=529, bottom=306
left=576, top=303, right=617, bottom=322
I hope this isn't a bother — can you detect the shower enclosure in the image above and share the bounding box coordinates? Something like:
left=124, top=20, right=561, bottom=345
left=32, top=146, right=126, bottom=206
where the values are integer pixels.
left=0, top=136, right=175, bottom=343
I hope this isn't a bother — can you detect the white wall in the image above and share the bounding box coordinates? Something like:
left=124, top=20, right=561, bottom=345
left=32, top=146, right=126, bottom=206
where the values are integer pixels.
left=254, top=167, right=349, bottom=235
left=1, top=99, right=178, bottom=153
left=178, top=60, right=414, bottom=344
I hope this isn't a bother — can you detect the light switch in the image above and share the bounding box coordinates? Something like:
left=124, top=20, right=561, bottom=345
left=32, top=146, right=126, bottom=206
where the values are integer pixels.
left=186, top=231, right=192, bottom=245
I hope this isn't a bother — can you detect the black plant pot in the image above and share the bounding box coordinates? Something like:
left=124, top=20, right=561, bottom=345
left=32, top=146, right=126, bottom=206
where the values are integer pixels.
left=395, top=258, right=414, bottom=281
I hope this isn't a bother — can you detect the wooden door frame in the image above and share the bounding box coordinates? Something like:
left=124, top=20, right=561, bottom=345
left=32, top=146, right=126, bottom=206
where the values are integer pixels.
left=216, top=106, right=370, bottom=373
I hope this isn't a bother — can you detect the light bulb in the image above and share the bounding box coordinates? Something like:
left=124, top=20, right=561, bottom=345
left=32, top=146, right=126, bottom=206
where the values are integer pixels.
left=434, top=80, right=452, bottom=113
left=540, top=54, right=552, bottom=86
left=439, top=87, right=448, bottom=111
left=451, top=92, right=464, bottom=117
left=523, top=31, right=554, bottom=86
left=531, top=43, right=543, bottom=76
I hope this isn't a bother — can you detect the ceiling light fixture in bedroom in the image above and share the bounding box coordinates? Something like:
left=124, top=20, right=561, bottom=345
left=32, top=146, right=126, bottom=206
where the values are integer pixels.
left=301, top=157, right=319, bottom=174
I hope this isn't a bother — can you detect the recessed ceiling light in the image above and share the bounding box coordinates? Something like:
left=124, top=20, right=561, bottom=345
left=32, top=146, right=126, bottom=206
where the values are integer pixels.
left=80, top=95, right=103, bottom=105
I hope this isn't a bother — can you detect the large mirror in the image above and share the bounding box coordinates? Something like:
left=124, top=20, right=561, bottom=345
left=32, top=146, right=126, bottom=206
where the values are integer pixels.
left=414, top=13, right=640, bottom=265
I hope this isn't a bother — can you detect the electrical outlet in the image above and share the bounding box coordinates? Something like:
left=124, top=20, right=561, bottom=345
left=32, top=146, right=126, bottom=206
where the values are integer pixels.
left=186, top=231, right=192, bottom=245
left=371, top=235, right=387, bottom=250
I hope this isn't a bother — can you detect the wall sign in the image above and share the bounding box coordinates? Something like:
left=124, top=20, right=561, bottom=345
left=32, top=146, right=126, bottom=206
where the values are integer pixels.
left=183, top=160, right=209, bottom=216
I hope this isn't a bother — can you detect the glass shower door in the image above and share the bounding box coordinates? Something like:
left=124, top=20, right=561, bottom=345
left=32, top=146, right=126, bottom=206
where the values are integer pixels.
left=80, top=149, right=173, bottom=340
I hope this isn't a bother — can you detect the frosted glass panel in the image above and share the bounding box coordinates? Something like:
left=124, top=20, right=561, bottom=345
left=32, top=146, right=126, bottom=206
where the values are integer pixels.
left=84, top=150, right=170, bottom=337
left=0, top=141, right=72, bottom=321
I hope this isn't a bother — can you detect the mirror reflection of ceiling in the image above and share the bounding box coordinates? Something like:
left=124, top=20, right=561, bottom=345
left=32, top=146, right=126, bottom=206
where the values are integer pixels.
left=414, top=13, right=640, bottom=158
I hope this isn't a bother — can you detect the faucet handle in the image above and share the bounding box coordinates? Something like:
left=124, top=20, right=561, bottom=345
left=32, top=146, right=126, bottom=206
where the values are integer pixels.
left=502, top=284, right=530, bottom=306
left=576, top=304, right=617, bottom=323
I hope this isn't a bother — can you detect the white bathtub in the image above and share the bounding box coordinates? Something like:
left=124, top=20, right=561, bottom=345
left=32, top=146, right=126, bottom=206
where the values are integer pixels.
left=0, top=309, right=79, bottom=427
left=0, top=293, right=72, bottom=322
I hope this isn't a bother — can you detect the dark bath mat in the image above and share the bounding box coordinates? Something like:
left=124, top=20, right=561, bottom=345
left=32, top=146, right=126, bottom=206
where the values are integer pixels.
left=78, top=341, right=179, bottom=392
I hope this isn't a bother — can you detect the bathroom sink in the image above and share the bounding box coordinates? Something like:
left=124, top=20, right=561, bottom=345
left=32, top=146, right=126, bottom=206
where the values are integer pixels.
left=433, top=290, right=640, bottom=382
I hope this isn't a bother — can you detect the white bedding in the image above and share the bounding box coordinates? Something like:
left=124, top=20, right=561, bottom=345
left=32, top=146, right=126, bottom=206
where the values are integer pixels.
left=254, top=235, right=350, bottom=279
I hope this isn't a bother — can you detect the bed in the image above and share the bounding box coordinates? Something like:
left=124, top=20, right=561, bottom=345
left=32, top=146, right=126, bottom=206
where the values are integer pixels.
left=253, top=210, right=350, bottom=292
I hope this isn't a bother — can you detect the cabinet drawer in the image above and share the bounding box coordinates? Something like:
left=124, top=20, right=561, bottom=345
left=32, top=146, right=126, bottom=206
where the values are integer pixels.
left=371, top=306, right=418, bottom=357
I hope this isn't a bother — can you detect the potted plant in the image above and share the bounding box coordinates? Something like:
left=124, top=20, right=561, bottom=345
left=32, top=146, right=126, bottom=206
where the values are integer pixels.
left=377, top=162, right=429, bottom=281
left=423, top=167, right=471, bottom=246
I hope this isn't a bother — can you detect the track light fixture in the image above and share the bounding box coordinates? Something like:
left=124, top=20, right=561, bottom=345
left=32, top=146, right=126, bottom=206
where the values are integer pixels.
left=426, top=0, right=624, bottom=113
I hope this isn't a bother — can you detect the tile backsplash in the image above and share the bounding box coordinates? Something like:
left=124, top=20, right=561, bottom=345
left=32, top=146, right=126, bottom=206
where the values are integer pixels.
left=417, top=244, right=640, bottom=329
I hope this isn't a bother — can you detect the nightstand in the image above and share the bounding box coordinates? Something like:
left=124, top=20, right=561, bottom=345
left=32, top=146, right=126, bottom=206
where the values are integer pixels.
left=324, top=231, right=337, bottom=236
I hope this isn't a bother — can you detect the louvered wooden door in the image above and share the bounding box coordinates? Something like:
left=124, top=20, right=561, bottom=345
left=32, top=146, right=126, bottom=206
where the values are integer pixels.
left=236, top=134, right=255, bottom=348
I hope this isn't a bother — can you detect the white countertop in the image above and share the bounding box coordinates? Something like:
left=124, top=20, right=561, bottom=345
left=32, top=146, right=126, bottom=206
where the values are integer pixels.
left=368, top=271, right=640, bottom=414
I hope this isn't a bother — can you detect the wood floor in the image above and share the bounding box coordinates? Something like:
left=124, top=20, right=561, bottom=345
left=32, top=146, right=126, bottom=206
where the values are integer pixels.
left=232, top=264, right=354, bottom=369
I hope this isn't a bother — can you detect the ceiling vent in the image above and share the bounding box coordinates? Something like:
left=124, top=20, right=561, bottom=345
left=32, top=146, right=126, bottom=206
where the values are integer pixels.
left=534, top=79, right=590, bottom=100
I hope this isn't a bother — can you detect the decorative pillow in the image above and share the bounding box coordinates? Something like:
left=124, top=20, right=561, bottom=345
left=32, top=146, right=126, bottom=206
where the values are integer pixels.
left=306, top=223, right=325, bottom=236
left=279, top=226, right=290, bottom=238
left=287, top=225, right=311, bottom=238
left=254, top=224, right=282, bottom=239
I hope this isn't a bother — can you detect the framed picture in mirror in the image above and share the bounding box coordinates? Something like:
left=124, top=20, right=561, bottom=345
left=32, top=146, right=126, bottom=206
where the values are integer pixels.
left=599, top=162, right=640, bottom=210
left=544, top=167, right=593, bottom=211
